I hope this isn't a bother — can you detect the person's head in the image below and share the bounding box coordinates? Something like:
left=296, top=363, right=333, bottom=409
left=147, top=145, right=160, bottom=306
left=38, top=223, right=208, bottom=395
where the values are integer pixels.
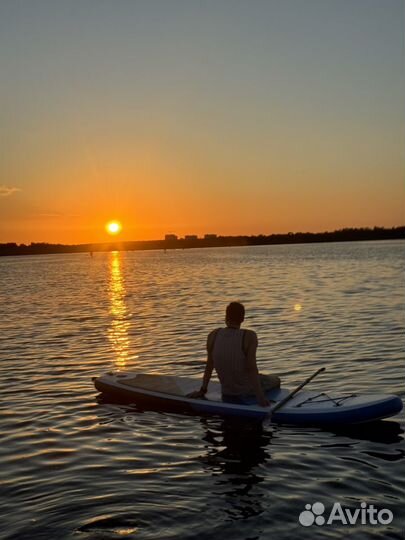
left=225, top=302, right=245, bottom=327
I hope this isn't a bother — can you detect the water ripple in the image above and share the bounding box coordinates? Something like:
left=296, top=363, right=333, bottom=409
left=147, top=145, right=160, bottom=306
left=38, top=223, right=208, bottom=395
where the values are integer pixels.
left=0, top=241, right=404, bottom=539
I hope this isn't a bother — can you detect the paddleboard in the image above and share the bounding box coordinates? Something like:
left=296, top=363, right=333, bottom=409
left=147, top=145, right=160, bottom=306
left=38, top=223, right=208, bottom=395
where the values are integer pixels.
left=93, top=372, right=403, bottom=425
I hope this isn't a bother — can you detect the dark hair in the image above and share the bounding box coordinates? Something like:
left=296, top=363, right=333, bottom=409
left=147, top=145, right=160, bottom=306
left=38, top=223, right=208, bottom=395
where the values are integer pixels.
left=226, top=302, right=245, bottom=324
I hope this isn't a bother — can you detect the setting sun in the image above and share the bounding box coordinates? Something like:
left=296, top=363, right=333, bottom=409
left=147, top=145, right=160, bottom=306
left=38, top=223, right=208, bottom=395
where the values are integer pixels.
left=106, top=221, right=122, bottom=235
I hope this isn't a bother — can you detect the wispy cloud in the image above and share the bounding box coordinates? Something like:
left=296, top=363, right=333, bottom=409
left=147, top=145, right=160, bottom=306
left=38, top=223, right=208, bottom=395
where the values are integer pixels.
left=34, top=212, right=81, bottom=218
left=0, top=185, right=21, bottom=197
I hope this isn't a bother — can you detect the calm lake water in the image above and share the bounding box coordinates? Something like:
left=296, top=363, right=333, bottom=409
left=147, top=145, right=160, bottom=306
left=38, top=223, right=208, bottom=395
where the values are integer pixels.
left=0, top=240, right=404, bottom=540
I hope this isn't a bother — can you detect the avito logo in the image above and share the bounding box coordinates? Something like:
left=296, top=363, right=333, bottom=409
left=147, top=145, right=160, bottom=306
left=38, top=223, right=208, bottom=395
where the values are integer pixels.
left=299, top=501, right=393, bottom=527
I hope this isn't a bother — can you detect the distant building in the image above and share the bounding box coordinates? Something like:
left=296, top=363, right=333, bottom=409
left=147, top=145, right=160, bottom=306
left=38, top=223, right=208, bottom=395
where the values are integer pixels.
left=204, top=234, right=217, bottom=240
left=165, top=234, right=178, bottom=241
left=184, top=235, right=198, bottom=240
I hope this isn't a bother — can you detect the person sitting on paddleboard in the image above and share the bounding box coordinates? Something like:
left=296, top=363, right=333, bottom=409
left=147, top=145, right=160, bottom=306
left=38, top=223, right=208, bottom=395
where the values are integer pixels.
left=189, top=302, right=280, bottom=407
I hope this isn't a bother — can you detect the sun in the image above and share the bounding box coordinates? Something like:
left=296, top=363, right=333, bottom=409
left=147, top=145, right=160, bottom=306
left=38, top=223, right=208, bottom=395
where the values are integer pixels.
left=105, top=220, right=122, bottom=235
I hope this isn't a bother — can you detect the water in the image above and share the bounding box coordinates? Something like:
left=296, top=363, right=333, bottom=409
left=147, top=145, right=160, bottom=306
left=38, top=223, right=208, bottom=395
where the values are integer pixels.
left=0, top=240, right=404, bottom=540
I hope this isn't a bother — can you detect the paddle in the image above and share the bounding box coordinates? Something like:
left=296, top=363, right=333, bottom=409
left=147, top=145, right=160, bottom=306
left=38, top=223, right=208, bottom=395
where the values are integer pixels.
left=267, top=367, right=326, bottom=421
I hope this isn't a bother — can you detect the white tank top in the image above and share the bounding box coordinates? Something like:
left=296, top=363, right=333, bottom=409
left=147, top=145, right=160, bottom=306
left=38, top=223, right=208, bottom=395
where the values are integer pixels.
left=212, top=327, right=254, bottom=396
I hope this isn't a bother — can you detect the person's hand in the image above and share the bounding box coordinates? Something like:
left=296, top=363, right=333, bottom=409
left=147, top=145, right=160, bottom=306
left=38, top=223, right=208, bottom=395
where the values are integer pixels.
left=258, top=396, right=270, bottom=407
left=186, top=389, right=206, bottom=399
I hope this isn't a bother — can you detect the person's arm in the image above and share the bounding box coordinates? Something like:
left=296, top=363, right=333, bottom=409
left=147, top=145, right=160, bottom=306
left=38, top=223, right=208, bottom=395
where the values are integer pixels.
left=245, top=331, right=270, bottom=407
left=187, top=331, right=215, bottom=399
left=199, top=352, right=214, bottom=395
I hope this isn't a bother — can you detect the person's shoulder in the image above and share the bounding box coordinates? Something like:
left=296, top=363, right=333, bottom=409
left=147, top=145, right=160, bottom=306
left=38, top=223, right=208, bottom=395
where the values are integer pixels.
left=243, top=328, right=258, bottom=345
left=208, top=327, right=222, bottom=339
left=243, top=328, right=257, bottom=337
left=207, top=328, right=222, bottom=349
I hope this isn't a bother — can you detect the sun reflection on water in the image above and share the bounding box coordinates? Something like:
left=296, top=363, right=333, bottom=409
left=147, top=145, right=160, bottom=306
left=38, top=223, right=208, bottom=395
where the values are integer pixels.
left=108, top=251, right=131, bottom=368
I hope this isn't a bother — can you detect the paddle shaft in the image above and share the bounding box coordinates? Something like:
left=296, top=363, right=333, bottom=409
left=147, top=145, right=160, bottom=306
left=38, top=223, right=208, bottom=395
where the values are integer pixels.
left=270, top=367, right=326, bottom=415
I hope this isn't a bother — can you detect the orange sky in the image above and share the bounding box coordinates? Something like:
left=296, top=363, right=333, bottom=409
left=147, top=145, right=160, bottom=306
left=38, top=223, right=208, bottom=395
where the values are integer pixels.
left=1, top=1, right=404, bottom=244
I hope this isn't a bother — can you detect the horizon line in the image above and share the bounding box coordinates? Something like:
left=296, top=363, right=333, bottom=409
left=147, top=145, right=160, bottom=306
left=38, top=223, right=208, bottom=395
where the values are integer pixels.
left=1, top=225, right=404, bottom=248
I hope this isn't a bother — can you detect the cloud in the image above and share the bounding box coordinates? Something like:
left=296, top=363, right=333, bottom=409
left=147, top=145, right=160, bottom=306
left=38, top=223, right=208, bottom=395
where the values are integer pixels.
left=34, top=212, right=81, bottom=218
left=0, top=185, right=21, bottom=197
left=36, top=213, right=63, bottom=218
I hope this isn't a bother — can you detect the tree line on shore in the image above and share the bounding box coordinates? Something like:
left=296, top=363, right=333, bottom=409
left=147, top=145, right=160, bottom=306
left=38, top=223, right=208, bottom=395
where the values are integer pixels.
left=0, top=226, right=404, bottom=257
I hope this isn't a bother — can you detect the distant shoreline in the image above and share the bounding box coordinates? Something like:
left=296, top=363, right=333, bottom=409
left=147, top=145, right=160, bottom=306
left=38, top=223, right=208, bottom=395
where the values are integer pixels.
left=0, top=226, right=404, bottom=257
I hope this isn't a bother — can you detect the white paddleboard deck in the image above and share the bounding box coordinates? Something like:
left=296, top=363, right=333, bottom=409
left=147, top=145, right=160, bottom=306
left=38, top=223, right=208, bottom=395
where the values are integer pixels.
left=93, top=372, right=403, bottom=425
